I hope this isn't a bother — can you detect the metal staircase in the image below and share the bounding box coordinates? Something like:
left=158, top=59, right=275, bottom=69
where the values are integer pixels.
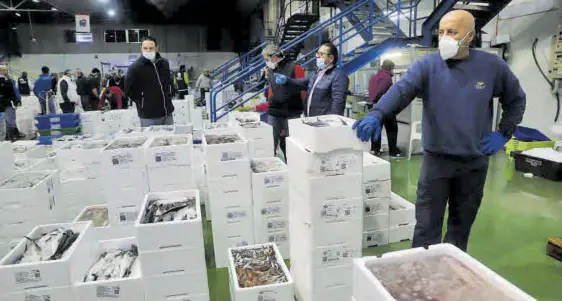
left=277, top=1, right=321, bottom=61
left=210, top=0, right=513, bottom=122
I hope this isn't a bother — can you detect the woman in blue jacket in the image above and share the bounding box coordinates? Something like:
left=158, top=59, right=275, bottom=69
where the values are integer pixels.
left=274, top=42, right=349, bottom=117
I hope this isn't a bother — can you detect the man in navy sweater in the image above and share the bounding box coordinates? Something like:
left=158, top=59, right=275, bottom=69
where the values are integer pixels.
left=353, top=10, right=526, bottom=251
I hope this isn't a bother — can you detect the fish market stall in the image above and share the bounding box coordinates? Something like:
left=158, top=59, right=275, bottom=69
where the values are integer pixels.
left=145, top=135, right=195, bottom=192
left=228, top=243, right=294, bottom=301
left=250, top=158, right=290, bottom=258
left=352, top=243, right=536, bottom=301
left=73, top=237, right=144, bottom=301
left=0, top=222, right=93, bottom=299
left=135, top=190, right=210, bottom=301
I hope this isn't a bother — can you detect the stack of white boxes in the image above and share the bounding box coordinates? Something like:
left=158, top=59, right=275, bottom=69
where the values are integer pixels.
left=0, top=170, right=61, bottom=256
left=230, top=112, right=274, bottom=158
left=173, top=97, right=194, bottom=125
left=80, top=111, right=104, bottom=135
left=251, top=157, right=290, bottom=258
left=101, top=137, right=150, bottom=231
left=203, top=130, right=254, bottom=268
left=287, top=115, right=365, bottom=301
left=145, top=135, right=195, bottom=192
left=362, top=152, right=392, bottom=248
left=388, top=192, right=416, bottom=243
left=0, top=222, right=93, bottom=301
left=135, top=190, right=210, bottom=301
left=0, top=142, right=14, bottom=181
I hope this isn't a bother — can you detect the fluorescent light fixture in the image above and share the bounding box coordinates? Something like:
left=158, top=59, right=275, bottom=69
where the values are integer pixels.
left=15, top=12, right=21, bottom=17
left=107, top=9, right=116, bottom=17
left=51, top=7, right=57, bottom=11
left=382, top=51, right=404, bottom=60
left=32, top=0, right=40, bottom=2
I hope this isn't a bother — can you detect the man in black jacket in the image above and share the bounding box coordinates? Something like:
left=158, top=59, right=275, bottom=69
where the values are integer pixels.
left=125, top=36, right=174, bottom=127
left=18, top=71, right=31, bottom=95
left=0, top=65, right=18, bottom=141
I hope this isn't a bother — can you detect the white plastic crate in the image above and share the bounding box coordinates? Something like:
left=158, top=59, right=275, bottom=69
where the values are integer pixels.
left=101, top=137, right=149, bottom=169
left=287, top=137, right=363, bottom=177
left=0, top=222, right=93, bottom=293
left=228, top=243, right=294, bottom=301
left=363, top=229, right=390, bottom=248
left=202, top=131, right=249, bottom=163
left=352, top=244, right=536, bottom=301
left=288, top=115, right=365, bottom=153
left=389, top=192, right=415, bottom=227
left=72, top=238, right=144, bottom=301
left=145, top=135, right=193, bottom=167
left=0, top=141, right=14, bottom=181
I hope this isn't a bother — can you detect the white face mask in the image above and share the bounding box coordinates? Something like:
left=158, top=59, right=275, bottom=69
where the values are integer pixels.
left=266, top=61, right=278, bottom=70
left=316, top=58, right=327, bottom=70
left=143, top=51, right=156, bottom=61
left=439, top=32, right=471, bottom=60
left=0, top=74, right=5, bottom=78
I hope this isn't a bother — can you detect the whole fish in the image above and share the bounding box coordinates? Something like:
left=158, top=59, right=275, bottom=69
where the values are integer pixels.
left=84, top=245, right=138, bottom=282
left=15, top=228, right=79, bottom=264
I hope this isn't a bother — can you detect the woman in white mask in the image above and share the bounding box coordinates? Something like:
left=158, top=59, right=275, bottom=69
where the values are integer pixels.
left=274, top=42, right=349, bottom=117
left=353, top=10, right=526, bottom=252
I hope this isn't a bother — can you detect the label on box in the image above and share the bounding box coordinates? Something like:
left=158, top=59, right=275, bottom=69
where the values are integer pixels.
left=320, top=203, right=361, bottom=222
left=263, top=175, right=285, bottom=186
left=96, top=285, right=120, bottom=298
left=154, top=151, right=177, bottom=163
left=220, top=151, right=244, bottom=161
left=226, top=208, right=248, bottom=221
left=111, top=153, right=134, bottom=166
left=118, top=209, right=138, bottom=225
left=319, top=154, right=358, bottom=175
left=268, top=232, right=288, bottom=243
left=321, top=246, right=359, bottom=265
left=24, top=294, right=51, bottom=301
left=267, top=220, right=287, bottom=230
left=15, top=270, right=41, bottom=284
left=257, top=290, right=278, bottom=301
left=364, top=203, right=385, bottom=215
left=261, top=205, right=282, bottom=217
left=365, top=231, right=383, bottom=243
left=364, top=181, right=389, bottom=198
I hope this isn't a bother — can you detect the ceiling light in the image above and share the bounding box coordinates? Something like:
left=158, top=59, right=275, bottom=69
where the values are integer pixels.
left=107, top=9, right=116, bottom=17
left=12, top=27, right=17, bottom=30
left=50, top=7, right=57, bottom=11
left=32, top=0, right=40, bottom=2
left=15, top=12, right=21, bottom=17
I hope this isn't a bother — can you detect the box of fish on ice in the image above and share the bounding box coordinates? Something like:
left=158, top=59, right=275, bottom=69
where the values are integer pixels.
left=0, top=170, right=60, bottom=210
left=135, top=190, right=210, bottom=301
left=145, top=135, right=196, bottom=192
left=202, top=131, right=249, bottom=163
left=51, top=134, right=105, bottom=148
left=352, top=243, right=536, bottom=301
left=73, top=237, right=143, bottom=301
left=101, top=137, right=149, bottom=170
left=0, top=221, right=93, bottom=297
left=228, top=243, right=294, bottom=301
left=74, top=204, right=134, bottom=242
left=56, top=140, right=109, bottom=175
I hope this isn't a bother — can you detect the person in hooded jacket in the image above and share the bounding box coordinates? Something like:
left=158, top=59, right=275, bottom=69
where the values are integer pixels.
left=33, top=66, right=56, bottom=115
left=18, top=71, right=31, bottom=96
left=125, top=36, right=174, bottom=127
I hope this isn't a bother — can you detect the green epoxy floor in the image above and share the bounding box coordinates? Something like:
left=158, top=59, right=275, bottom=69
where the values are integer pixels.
left=202, top=153, right=562, bottom=301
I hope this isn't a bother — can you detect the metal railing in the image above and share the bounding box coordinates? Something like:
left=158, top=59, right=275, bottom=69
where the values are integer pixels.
left=210, top=0, right=426, bottom=122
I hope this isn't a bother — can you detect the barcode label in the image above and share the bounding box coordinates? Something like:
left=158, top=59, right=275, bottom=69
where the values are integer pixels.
left=221, top=151, right=244, bottom=161
left=257, top=290, right=278, bottom=301
left=261, top=205, right=282, bottom=216
left=15, top=270, right=41, bottom=284
left=263, top=175, right=284, bottom=186
left=155, top=151, right=177, bottom=163
left=25, top=294, right=51, bottom=301
left=320, top=203, right=361, bottom=222
left=118, top=210, right=138, bottom=225
left=267, top=220, right=287, bottom=230
left=268, top=233, right=288, bottom=243
left=96, top=285, right=120, bottom=298
left=226, top=209, right=247, bottom=220
left=111, top=153, right=134, bottom=166
left=318, top=154, right=357, bottom=175
left=321, top=246, right=358, bottom=265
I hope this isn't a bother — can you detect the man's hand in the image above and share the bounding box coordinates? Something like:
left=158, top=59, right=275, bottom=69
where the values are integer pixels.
left=274, top=73, right=287, bottom=85
left=352, top=115, right=382, bottom=142
left=480, top=132, right=509, bottom=155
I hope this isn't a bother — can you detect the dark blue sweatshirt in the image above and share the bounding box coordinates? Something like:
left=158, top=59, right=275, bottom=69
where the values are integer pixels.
left=371, top=49, right=526, bottom=157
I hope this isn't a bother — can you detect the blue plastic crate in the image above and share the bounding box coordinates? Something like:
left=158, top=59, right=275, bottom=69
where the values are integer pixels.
left=38, top=135, right=63, bottom=145
left=35, top=113, right=80, bottom=130
left=513, top=126, right=550, bottom=142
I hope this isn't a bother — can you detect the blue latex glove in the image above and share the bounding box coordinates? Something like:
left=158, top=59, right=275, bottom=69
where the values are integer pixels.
left=274, top=73, right=287, bottom=85
left=352, top=115, right=382, bottom=142
left=480, top=132, right=508, bottom=155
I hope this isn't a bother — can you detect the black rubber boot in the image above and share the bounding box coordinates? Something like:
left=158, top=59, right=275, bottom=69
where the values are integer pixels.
left=13, top=127, right=26, bottom=140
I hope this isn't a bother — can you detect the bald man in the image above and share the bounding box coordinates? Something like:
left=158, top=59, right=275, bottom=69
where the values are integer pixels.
left=353, top=10, right=526, bottom=251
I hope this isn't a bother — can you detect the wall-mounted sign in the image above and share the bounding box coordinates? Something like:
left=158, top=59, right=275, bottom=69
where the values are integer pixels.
left=76, top=14, right=91, bottom=33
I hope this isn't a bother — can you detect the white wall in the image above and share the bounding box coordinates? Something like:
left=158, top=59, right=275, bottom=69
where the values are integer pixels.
left=483, top=6, right=560, bottom=138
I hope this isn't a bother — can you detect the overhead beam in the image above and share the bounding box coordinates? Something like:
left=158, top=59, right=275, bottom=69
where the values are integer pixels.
left=0, top=8, right=58, bottom=12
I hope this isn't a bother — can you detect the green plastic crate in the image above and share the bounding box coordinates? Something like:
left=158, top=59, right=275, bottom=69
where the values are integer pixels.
left=505, top=138, right=555, bottom=160
left=37, top=126, right=82, bottom=137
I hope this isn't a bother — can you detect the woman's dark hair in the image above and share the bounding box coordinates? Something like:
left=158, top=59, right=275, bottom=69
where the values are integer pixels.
left=322, top=42, right=339, bottom=65
left=141, top=36, right=158, bottom=46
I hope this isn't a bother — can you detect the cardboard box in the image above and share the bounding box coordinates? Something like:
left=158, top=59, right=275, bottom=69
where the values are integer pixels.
left=101, top=137, right=150, bottom=170
left=202, top=132, right=249, bottom=163
left=56, top=140, right=108, bottom=171
left=143, top=271, right=209, bottom=301
left=364, top=197, right=390, bottom=216
left=147, top=165, right=195, bottom=192
left=0, top=222, right=93, bottom=293
left=362, top=152, right=391, bottom=182
left=287, top=137, right=363, bottom=177
left=352, top=244, right=537, bottom=301
left=73, top=238, right=144, bottom=301
left=145, top=135, right=193, bottom=167
left=288, top=115, right=365, bottom=153
left=0, top=285, right=73, bottom=301
left=363, top=180, right=391, bottom=200
left=363, top=213, right=389, bottom=231
left=138, top=245, right=206, bottom=276
left=135, top=190, right=204, bottom=252
left=228, top=243, right=294, bottom=301
left=363, top=229, right=390, bottom=248
left=389, top=192, right=415, bottom=227
left=388, top=224, right=414, bottom=244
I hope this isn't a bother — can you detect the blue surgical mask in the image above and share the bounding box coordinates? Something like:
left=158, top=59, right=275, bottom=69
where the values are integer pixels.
left=316, top=58, right=327, bottom=70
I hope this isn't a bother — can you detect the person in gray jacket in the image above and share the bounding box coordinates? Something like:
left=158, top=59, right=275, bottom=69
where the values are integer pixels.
left=274, top=42, right=349, bottom=116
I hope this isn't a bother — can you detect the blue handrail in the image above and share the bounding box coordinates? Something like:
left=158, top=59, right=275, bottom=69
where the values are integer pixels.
left=211, top=41, right=269, bottom=80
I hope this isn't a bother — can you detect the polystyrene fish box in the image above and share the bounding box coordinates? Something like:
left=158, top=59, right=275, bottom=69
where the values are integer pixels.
left=143, top=271, right=209, bottom=301
left=235, top=120, right=273, bottom=140
left=290, top=169, right=363, bottom=202
left=190, top=108, right=204, bottom=130
left=102, top=168, right=149, bottom=206
left=205, top=158, right=251, bottom=181
left=13, top=158, right=47, bottom=172
left=80, top=111, right=104, bottom=135
left=202, top=131, right=249, bottom=163
left=388, top=192, right=415, bottom=227
left=56, top=140, right=108, bottom=171
left=253, top=216, right=290, bottom=258
left=144, top=135, right=193, bottom=167
left=138, top=245, right=206, bottom=277
left=352, top=244, right=536, bottom=301
left=108, top=204, right=141, bottom=227
left=288, top=115, right=365, bottom=153
left=228, top=243, right=294, bottom=301
left=287, top=137, right=363, bottom=177
left=0, top=141, right=14, bottom=181
left=72, top=238, right=144, bottom=301
left=0, top=285, right=74, bottom=301
left=362, top=152, right=391, bottom=182
left=52, top=134, right=105, bottom=148
left=251, top=157, right=289, bottom=201
left=12, top=141, right=47, bottom=159
left=61, top=177, right=102, bottom=209
left=134, top=190, right=204, bottom=252
left=101, top=137, right=150, bottom=169
left=388, top=224, right=414, bottom=244
left=364, top=197, right=390, bottom=216
left=363, top=213, right=389, bottom=232
left=364, top=180, right=391, bottom=200
left=0, top=221, right=93, bottom=293
left=0, top=170, right=60, bottom=208
left=147, top=165, right=195, bottom=192
left=363, top=229, right=390, bottom=248
left=212, top=232, right=255, bottom=269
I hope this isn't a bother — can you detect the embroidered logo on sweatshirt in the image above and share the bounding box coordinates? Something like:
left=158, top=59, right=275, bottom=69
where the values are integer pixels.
left=475, top=81, right=486, bottom=89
